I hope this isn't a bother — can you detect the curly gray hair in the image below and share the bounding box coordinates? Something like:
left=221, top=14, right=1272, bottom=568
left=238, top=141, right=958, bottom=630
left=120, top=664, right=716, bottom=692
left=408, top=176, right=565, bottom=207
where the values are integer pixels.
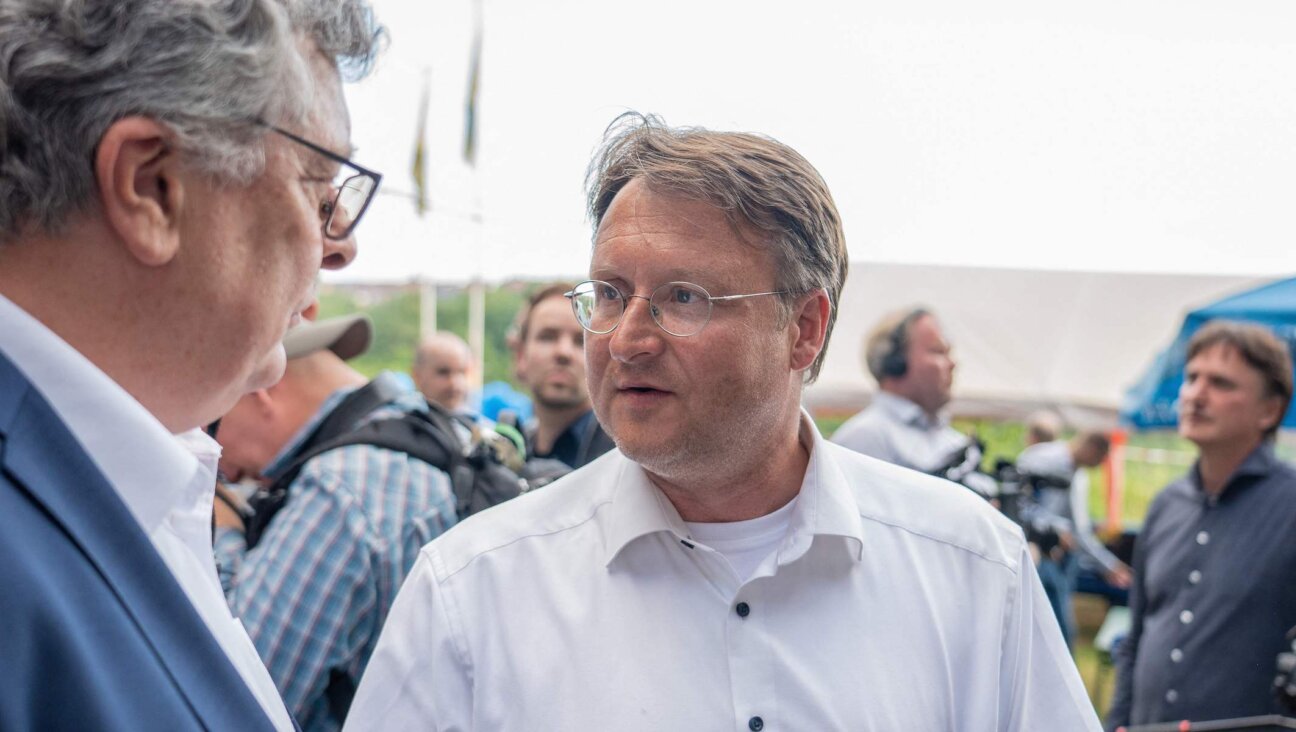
left=0, top=0, right=382, bottom=241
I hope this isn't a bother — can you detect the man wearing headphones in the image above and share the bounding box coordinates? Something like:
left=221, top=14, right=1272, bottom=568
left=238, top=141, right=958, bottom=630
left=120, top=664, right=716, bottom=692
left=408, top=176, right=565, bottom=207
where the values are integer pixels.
left=832, top=307, right=969, bottom=472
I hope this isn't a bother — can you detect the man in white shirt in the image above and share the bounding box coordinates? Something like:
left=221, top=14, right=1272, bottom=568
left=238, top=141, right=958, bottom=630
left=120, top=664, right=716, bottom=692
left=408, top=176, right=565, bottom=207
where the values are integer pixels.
left=831, top=307, right=972, bottom=472
left=1016, top=431, right=1132, bottom=647
left=346, top=113, right=1099, bottom=731
left=0, top=2, right=383, bottom=730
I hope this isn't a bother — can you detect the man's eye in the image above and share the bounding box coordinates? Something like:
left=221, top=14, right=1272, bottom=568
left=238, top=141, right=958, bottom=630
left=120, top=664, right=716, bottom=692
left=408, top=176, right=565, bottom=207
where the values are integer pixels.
left=319, top=198, right=335, bottom=220
left=669, top=286, right=697, bottom=304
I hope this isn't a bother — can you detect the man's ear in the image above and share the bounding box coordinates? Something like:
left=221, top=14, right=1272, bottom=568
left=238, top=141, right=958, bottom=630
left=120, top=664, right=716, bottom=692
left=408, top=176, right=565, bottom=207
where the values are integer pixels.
left=95, top=116, right=184, bottom=267
left=1259, top=394, right=1285, bottom=435
left=788, top=289, right=832, bottom=373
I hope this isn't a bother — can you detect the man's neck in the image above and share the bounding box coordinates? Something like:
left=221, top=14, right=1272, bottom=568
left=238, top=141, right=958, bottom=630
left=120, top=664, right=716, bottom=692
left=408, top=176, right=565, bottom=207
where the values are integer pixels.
left=532, top=402, right=589, bottom=455
left=647, top=416, right=810, bottom=523
left=0, top=225, right=209, bottom=432
left=1197, top=437, right=1264, bottom=496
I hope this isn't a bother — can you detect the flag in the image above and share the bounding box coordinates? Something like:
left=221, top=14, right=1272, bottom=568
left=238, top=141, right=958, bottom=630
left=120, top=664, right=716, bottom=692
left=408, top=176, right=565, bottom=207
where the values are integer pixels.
left=462, top=6, right=482, bottom=166
left=411, top=70, right=430, bottom=216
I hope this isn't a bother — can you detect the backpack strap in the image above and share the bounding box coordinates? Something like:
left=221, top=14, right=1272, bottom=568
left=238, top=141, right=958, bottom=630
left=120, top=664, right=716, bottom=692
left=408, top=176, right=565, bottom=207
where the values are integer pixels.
left=243, top=377, right=413, bottom=549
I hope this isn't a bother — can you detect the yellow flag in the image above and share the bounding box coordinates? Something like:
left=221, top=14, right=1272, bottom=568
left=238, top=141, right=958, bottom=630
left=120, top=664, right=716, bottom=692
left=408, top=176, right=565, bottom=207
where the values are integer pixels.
left=411, top=71, right=430, bottom=215
left=463, top=9, right=482, bottom=166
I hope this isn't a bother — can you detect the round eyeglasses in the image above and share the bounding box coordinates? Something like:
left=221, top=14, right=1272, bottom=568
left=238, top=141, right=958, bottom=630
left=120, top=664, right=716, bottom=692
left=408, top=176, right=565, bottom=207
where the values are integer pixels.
left=565, top=280, right=787, bottom=337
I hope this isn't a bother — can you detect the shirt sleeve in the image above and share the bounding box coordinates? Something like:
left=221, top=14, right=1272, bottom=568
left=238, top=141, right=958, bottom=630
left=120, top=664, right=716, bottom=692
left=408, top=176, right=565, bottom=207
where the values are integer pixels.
left=1000, top=541, right=1103, bottom=731
left=1069, top=471, right=1122, bottom=572
left=344, top=550, right=472, bottom=732
left=221, top=463, right=378, bottom=724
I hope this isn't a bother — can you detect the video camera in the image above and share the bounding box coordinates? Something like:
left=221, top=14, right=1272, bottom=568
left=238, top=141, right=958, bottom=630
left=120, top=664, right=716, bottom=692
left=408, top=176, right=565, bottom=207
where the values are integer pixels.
left=928, top=438, right=1062, bottom=554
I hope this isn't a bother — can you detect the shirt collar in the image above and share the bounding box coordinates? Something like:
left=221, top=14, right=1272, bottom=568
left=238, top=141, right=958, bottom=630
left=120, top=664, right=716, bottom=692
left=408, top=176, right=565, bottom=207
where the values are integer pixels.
left=0, top=292, right=213, bottom=535
left=1188, top=441, right=1280, bottom=501
left=601, top=410, right=865, bottom=567
left=873, top=391, right=947, bottom=430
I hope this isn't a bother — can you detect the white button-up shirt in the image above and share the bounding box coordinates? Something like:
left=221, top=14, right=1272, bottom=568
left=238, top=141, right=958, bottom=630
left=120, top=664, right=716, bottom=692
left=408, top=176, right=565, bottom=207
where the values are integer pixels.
left=347, top=415, right=1099, bottom=731
left=831, top=391, right=971, bottom=473
left=0, top=294, right=294, bottom=732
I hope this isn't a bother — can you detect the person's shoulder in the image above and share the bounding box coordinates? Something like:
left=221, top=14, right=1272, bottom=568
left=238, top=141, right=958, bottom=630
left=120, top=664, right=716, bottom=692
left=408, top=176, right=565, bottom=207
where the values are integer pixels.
left=1268, top=455, right=1296, bottom=484
left=820, top=442, right=1026, bottom=571
left=423, top=449, right=625, bottom=579
left=831, top=406, right=888, bottom=445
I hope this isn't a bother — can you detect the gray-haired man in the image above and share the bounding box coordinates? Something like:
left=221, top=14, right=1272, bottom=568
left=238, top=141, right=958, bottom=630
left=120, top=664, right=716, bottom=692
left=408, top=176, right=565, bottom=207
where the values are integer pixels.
left=0, top=2, right=382, bottom=730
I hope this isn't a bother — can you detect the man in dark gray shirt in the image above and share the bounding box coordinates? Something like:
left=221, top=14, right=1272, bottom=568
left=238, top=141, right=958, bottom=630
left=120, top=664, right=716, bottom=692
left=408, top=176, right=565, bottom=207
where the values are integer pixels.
left=1107, top=321, right=1296, bottom=729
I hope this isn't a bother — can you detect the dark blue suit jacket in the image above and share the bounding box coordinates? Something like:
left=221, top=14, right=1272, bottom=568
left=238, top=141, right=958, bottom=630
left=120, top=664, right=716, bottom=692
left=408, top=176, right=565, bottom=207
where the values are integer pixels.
left=0, top=351, right=279, bottom=731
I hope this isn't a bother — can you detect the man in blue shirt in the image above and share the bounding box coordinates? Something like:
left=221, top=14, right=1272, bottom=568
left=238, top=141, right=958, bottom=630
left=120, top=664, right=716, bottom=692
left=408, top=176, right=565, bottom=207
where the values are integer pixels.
left=512, top=283, right=615, bottom=469
left=214, top=314, right=457, bottom=731
left=1107, top=320, right=1296, bottom=728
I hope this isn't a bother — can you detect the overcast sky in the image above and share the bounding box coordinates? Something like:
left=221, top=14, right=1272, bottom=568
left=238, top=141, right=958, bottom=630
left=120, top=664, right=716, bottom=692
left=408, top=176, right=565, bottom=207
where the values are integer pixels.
left=326, top=0, right=1296, bottom=285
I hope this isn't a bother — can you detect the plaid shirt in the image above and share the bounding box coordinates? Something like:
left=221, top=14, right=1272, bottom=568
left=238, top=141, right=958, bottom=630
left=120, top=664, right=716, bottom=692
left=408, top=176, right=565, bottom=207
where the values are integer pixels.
left=215, top=373, right=457, bottom=732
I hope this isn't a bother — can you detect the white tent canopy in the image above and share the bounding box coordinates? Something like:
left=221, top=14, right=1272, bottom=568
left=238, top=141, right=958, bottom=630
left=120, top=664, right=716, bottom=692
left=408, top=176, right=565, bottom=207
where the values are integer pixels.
left=806, top=263, right=1266, bottom=427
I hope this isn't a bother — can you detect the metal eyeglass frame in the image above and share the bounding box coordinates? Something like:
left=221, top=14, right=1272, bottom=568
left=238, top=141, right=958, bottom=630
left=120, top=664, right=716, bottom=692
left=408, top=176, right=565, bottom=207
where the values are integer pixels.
left=565, top=279, right=787, bottom=337
left=264, top=123, right=383, bottom=240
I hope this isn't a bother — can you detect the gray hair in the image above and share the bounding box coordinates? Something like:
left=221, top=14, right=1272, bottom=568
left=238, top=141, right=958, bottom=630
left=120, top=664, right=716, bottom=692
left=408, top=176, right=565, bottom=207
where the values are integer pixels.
left=585, top=113, right=848, bottom=383
left=0, top=0, right=382, bottom=241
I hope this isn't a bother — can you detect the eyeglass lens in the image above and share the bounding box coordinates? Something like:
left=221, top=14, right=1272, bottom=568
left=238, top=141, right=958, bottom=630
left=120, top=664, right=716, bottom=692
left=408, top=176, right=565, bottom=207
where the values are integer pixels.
left=570, top=281, right=714, bottom=336
left=325, top=173, right=376, bottom=240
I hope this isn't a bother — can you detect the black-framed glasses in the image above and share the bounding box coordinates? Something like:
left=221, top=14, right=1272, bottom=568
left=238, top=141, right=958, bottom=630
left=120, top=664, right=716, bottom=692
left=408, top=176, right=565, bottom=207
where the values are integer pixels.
left=565, top=280, right=787, bottom=338
left=266, top=124, right=383, bottom=240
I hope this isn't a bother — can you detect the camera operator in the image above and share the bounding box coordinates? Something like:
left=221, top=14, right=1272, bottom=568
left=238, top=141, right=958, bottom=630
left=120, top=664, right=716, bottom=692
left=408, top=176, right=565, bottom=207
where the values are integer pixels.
left=832, top=307, right=970, bottom=472
left=1017, top=431, right=1132, bottom=649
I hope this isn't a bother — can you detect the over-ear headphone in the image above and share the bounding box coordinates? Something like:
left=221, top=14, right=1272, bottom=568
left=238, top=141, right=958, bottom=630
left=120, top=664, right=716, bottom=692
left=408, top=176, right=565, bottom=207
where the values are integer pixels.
left=879, top=308, right=929, bottom=379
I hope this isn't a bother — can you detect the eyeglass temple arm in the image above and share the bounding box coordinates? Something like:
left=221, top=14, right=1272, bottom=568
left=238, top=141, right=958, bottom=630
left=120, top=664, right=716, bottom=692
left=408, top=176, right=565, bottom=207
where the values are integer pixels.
left=709, top=290, right=787, bottom=302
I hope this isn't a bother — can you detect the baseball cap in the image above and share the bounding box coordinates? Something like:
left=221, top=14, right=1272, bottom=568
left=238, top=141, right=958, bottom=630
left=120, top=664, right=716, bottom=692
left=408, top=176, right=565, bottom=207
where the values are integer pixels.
left=283, top=314, right=373, bottom=361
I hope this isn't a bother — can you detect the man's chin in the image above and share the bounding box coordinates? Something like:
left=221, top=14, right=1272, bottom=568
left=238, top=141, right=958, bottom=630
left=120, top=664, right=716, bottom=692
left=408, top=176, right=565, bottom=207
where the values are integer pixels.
left=535, top=390, right=590, bottom=411
left=246, top=344, right=288, bottom=392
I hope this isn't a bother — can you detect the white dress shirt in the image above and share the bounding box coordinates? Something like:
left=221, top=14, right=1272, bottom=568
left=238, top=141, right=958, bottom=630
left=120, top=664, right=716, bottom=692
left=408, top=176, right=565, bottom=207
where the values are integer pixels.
left=346, top=414, right=1099, bottom=731
left=0, top=293, right=294, bottom=732
left=832, top=391, right=971, bottom=473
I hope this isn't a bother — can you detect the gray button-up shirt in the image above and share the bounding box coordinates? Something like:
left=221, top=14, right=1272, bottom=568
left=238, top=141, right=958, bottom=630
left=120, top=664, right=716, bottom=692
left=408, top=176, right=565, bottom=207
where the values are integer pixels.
left=1106, top=443, right=1296, bottom=729
left=830, top=392, right=970, bottom=473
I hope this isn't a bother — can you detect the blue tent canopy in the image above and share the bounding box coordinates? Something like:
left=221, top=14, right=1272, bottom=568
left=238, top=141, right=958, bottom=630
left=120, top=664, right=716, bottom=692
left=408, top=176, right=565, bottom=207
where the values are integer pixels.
left=1121, top=276, right=1296, bottom=429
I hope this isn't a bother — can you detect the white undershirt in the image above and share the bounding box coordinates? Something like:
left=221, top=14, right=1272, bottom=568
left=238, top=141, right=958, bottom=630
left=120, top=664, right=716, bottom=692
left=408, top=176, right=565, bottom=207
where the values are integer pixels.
left=685, top=496, right=799, bottom=583
left=0, top=293, right=293, bottom=731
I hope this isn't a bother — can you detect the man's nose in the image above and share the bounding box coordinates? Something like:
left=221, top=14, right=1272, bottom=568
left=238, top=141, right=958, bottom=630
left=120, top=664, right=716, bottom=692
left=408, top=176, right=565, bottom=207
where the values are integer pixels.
left=321, top=230, right=357, bottom=270
left=607, top=295, right=663, bottom=363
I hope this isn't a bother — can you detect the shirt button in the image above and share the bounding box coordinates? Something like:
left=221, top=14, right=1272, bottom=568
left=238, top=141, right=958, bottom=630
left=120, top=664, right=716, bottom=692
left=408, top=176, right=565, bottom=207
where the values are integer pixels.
left=749, top=716, right=764, bottom=731
left=736, top=602, right=751, bottom=618
left=1166, top=689, right=1179, bottom=703
left=1188, top=570, right=1202, bottom=585
left=1170, top=648, right=1183, bottom=663
left=1196, top=531, right=1210, bottom=545
left=1180, top=610, right=1194, bottom=624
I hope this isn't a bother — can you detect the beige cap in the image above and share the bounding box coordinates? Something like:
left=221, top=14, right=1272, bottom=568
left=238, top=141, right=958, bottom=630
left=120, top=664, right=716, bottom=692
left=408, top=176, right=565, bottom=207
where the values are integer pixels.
left=283, top=314, right=373, bottom=361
